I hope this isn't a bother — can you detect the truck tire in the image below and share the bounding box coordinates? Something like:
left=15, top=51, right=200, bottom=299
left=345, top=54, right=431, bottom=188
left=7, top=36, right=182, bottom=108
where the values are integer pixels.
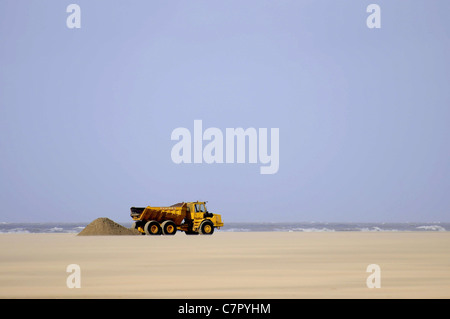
left=144, top=220, right=162, bottom=235
left=132, top=221, right=146, bottom=235
left=199, top=220, right=214, bottom=235
left=131, top=221, right=143, bottom=230
left=161, top=220, right=177, bottom=235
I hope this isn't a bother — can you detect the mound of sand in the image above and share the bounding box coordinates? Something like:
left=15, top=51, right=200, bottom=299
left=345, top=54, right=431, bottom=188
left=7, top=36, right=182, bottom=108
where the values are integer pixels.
left=77, top=217, right=140, bottom=236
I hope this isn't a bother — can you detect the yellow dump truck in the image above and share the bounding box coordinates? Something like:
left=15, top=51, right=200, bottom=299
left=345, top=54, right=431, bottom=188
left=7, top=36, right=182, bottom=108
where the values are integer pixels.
left=130, top=201, right=224, bottom=235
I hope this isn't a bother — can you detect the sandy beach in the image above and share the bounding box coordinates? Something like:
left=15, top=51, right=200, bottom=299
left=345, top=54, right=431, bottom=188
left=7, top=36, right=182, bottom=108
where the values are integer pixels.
left=0, top=232, right=449, bottom=298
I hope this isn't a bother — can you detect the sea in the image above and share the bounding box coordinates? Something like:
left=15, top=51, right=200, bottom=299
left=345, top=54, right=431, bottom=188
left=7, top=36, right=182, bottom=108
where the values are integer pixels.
left=0, top=221, right=448, bottom=234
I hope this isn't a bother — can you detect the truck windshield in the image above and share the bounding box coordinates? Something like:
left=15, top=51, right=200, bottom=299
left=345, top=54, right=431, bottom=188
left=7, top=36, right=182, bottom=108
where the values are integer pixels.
left=195, top=204, right=205, bottom=212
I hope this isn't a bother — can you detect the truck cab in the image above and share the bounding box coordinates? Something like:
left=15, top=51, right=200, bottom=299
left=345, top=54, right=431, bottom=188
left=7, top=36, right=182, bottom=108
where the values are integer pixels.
left=183, top=201, right=224, bottom=235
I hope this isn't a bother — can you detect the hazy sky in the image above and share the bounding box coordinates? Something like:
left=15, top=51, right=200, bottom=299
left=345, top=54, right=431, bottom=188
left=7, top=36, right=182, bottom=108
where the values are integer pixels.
left=1, top=1, right=449, bottom=223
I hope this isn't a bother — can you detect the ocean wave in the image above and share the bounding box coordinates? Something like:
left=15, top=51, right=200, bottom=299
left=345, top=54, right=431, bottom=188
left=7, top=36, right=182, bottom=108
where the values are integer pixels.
left=416, top=225, right=446, bottom=231
left=358, top=227, right=399, bottom=232
left=47, top=227, right=82, bottom=233
left=222, top=228, right=251, bottom=232
left=0, top=228, right=30, bottom=234
left=277, top=227, right=336, bottom=232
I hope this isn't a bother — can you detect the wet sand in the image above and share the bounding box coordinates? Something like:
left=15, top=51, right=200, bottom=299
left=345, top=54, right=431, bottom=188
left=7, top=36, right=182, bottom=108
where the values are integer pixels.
left=0, top=232, right=449, bottom=298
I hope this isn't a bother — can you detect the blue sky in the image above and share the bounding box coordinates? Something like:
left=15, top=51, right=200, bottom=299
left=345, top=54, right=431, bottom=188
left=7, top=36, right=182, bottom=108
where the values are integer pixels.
left=1, top=1, right=449, bottom=222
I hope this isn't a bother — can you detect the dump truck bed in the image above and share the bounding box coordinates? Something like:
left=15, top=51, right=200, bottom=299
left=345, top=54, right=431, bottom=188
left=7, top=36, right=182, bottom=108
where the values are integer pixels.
left=130, top=203, right=187, bottom=225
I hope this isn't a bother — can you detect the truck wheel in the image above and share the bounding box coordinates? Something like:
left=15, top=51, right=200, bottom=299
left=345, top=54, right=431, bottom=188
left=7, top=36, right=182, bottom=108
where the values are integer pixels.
left=199, top=221, right=214, bottom=235
left=131, top=221, right=143, bottom=230
left=131, top=221, right=143, bottom=234
left=144, top=220, right=162, bottom=235
left=161, top=220, right=177, bottom=235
